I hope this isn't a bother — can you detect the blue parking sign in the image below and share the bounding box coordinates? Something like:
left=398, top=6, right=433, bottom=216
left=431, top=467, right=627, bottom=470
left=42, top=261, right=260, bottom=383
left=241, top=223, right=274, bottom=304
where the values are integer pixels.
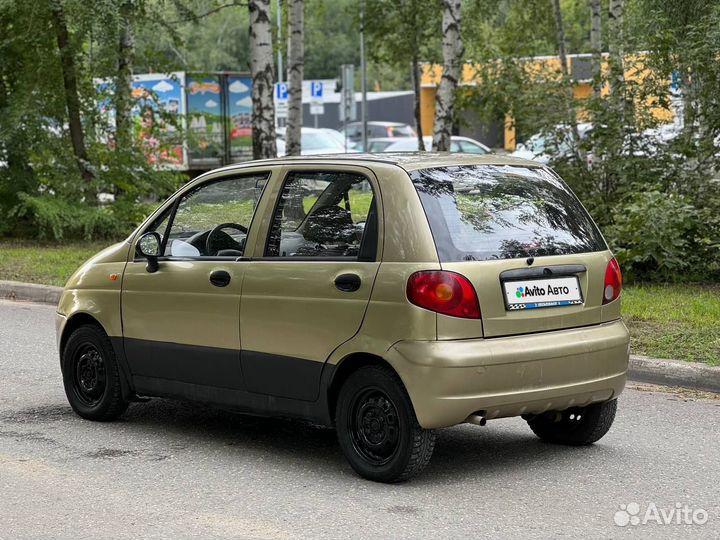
left=275, top=82, right=288, bottom=100
left=310, top=81, right=323, bottom=99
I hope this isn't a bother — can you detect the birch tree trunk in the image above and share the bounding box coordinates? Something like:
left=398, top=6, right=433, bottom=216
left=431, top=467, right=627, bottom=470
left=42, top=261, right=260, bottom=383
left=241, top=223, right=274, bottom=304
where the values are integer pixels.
left=49, top=0, right=93, bottom=181
left=608, top=0, right=625, bottom=101
left=115, top=0, right=135, bottom=150
left=410, top=1, right=424, bottom=151
left=249, top=0, right=277, bottom=159
left=606, top=0, right=625, bottom=194
left=285, top=0, right=304, bottom=156
left=589, top=0, right=602, bottom=99
left=431, top=0, right=463, bottom=152
left=552, top=0, right=582, bottom=160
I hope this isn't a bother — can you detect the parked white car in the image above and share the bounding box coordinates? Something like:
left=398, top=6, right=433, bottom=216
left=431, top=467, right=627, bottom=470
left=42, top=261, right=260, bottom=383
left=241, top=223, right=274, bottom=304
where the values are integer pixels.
left=512, top=123, right=593, bottom=164
left=276, top=127, right=353, bottom=156
left=380, top=135, right=491, bottom=154
left=319, top=128, right=357, bottom=150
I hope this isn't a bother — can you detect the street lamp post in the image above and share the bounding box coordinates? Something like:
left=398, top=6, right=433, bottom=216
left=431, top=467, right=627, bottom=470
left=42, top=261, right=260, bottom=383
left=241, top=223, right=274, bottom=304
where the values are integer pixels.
left=360, top=0, right=368, bottom=151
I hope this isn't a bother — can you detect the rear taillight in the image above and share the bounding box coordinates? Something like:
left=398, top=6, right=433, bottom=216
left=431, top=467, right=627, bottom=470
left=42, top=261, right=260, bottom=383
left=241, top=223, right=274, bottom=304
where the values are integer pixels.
left=603, top=257, right=622, bottom=304
left=407, top=271, right=481, bottom=319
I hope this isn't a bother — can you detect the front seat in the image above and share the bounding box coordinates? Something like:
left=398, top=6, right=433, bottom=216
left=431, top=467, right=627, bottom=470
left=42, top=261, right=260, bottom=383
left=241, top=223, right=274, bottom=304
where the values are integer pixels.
left=302, top=205, right=356, bottom=247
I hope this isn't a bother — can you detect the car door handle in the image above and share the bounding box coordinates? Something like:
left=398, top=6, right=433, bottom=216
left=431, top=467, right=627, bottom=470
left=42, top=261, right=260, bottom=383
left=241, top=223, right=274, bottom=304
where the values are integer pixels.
left=209, top=270, right=231, bottom=287
left=334, top=273, right=361, bottom=292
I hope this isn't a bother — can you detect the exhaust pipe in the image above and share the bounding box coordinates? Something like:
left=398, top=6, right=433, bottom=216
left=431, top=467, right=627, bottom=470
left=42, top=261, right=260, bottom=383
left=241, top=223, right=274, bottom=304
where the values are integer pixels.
left=465, top=413, right=487, bottom=426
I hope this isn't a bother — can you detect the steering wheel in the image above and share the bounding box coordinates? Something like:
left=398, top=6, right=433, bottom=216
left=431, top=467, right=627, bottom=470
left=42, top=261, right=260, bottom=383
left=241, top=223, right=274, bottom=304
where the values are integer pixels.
left=205, top=222, right=248, bottom=256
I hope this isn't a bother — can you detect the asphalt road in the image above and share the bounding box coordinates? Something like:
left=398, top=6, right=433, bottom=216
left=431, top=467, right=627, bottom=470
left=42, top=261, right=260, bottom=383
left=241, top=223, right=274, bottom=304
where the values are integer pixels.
left=1, top=299, right=718, bottom=540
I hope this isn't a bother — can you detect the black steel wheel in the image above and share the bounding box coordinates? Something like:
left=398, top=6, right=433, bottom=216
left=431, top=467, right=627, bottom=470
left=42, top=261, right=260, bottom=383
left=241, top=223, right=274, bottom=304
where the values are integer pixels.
left=336, top=365, right=435, bottom=483
left=62, top=324, right=128, bottom=421
left=72, top=344, right=107, bottom=407
left=348, top=387, right=401, bottom=466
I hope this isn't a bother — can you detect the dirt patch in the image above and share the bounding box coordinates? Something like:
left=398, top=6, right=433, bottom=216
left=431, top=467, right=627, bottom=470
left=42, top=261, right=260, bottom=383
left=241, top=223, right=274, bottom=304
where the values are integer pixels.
left=628, top=383, right=720, bottom=401
left=3, top=404, right=74, bottom=424
left=0, top=429, right=57, bottom=445
left=84, top=448, right=139, bottom=459
left=386, top=505, right=421, bottom=516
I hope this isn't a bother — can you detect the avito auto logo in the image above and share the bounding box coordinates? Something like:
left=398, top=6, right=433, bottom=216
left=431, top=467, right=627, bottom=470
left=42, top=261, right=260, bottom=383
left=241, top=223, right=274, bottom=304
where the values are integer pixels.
left=516, top=283, right=570, bottom=298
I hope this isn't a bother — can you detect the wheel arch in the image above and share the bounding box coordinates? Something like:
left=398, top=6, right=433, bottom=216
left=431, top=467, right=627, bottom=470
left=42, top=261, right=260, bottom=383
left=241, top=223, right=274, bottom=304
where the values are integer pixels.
left=60, top=312, right=107, bottom=357
left=60, top=312, right=135, bottom=400
left=327, top=352, right=411, bottom=424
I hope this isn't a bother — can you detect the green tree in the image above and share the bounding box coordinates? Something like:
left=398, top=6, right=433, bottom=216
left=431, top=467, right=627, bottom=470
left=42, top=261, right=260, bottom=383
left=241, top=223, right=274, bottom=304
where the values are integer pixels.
left=365, top=0, right=441, bottom=148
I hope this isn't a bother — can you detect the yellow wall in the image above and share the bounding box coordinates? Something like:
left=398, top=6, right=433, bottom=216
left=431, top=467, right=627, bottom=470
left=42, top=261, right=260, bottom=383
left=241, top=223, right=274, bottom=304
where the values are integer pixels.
left=420, top=54, right=674, bottom=150
left=420, top=86, right=436, bottom=138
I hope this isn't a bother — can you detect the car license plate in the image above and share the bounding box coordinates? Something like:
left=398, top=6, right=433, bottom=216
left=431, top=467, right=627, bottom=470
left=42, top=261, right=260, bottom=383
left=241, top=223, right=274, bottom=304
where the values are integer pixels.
left=503, top=276, right=583, bottom=310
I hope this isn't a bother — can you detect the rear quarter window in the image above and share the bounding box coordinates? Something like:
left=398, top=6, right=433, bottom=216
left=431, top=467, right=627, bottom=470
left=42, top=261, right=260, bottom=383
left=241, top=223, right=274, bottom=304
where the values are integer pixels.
left=411, top=165, right=607, bottom=262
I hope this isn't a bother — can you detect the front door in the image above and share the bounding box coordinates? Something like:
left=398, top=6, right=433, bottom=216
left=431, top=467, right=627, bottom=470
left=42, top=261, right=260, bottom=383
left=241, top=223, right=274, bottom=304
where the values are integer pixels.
left=121, top=172, right=269, bottom=392
left=240, top=168, right=382, bottom=401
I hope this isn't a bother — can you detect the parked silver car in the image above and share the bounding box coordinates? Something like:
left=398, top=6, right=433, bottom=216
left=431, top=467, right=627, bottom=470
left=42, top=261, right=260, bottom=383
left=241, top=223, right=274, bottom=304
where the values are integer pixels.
left=379, top=136, right=491, bottom=154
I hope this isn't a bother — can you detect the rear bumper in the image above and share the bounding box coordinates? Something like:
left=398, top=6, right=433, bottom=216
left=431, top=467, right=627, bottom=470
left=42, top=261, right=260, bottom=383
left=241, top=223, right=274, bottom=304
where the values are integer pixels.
left=385, top=319, right=630, bottom=429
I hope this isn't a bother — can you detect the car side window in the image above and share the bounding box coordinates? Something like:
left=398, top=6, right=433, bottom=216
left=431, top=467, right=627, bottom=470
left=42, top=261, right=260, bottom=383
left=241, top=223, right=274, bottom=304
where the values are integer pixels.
left=158, top=174, right=267, bottom=258
left=265, top=171, right=378, bottom=260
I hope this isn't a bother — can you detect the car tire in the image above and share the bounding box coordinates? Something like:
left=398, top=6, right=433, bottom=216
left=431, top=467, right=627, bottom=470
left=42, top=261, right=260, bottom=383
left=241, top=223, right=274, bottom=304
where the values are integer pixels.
left=61, top=324, right=129, bottom=421
left=335, top=365, right=436, bottom=483
left=527, top=399, right=617, bottom=445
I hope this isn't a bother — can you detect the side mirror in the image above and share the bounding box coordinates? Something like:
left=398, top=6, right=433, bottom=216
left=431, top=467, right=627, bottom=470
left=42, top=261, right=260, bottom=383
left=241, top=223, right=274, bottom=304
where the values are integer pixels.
left=137, top=232, right=161, bottom=273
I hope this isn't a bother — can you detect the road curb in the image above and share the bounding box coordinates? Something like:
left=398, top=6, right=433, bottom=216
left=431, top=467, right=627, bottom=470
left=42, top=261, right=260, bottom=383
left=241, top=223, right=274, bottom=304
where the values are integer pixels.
left=628, top=355, right=720, bottom=393
left=0, top=280, right=62, bottom=305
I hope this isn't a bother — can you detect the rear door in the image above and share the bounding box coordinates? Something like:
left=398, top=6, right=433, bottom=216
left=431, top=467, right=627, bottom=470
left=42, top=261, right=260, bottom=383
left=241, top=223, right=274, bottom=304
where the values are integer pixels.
left=411, top=164, right=611, bottom=338
left=239, top=166, right=382, bottom=401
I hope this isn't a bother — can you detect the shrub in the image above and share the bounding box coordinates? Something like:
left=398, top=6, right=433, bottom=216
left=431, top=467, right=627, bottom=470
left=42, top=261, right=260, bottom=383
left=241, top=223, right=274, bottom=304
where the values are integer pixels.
left=604, top=190, right=715, bottom=281
left=11, top=193, right=126, bottom=241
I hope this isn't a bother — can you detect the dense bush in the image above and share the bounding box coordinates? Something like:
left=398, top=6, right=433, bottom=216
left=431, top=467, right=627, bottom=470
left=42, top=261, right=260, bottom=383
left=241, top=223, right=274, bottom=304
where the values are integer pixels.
left=605, top=191, right=719, bottom=281
left=0, top=140, right=182, bottom=241
left=0, top=1, right=183, bottom=243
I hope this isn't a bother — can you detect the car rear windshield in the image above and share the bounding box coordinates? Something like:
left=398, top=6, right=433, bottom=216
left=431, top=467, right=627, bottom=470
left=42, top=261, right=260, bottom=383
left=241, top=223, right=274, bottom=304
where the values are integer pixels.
left=411, top=165, right=606, bottom=262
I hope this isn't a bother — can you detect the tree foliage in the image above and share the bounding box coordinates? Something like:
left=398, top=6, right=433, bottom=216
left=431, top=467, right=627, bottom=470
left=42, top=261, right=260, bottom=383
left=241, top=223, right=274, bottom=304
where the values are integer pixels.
left=459, top=0, right=720, bottom=281
left=1, top=0, right=719, bottom=283
left=0, top=0, right=180, bottom=240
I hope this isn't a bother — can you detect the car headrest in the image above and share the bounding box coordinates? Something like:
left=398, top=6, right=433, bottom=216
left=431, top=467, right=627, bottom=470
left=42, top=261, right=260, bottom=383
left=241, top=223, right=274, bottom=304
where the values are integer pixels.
left=303, top=205, right=355, bottom=244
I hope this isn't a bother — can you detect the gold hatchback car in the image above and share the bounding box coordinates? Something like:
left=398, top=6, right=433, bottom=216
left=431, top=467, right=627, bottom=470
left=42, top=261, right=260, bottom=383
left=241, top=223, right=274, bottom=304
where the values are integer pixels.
left=56, top=154, right=629, bottom=482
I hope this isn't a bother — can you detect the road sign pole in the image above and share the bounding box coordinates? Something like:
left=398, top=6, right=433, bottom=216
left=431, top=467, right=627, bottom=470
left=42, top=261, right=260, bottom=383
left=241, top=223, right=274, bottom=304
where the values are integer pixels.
left=276, top=0, right=283, bottom=83
left=339, top=66, right=355, bottom=152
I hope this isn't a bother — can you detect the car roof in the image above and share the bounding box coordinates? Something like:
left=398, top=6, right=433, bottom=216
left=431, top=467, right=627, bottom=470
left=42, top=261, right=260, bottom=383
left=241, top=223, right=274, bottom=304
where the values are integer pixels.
left=204, top=152, right=542, bottom=176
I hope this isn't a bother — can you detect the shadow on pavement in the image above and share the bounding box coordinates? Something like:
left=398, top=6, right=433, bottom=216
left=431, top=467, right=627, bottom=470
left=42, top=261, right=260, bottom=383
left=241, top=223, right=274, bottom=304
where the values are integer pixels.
left=7, top=397, right=621, bottom=483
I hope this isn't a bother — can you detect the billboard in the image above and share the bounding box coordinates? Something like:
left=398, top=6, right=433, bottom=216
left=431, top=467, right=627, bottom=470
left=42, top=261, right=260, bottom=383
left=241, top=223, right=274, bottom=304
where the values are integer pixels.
left=186, top=75, right=224, bottom=164
left=131, top=72, right=186, bottom=169
left=95, top=71, right=252, bottom=170
left=227, top=75, right=253, bottom=160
